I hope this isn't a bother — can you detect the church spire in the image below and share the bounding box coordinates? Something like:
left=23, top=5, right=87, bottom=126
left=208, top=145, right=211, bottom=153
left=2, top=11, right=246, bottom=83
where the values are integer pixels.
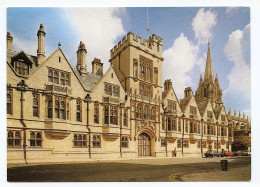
left=204, top=38, right=214, bottom=81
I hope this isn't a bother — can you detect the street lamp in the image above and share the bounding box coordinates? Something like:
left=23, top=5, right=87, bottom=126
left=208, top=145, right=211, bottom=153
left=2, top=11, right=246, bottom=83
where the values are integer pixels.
left=201, top=118, right=204, bottom=158
left=162, top=102, right=168, bottom=157
left=216, top=122, right=219, bottom=153
left=85, top=93, right=91, bottom=158
left=181, top=114, right=185, bottom=156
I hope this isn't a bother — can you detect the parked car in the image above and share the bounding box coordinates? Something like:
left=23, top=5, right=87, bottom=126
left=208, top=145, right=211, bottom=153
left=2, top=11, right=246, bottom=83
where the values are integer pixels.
left=204, top=150, right=221, bottom=157
left=222, top=151, right=235, bottom=157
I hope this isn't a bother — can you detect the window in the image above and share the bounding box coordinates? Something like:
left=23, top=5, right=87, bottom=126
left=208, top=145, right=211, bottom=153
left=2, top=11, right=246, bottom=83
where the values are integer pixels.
left=33, top=95, right=39, bottom=117
left=146, top=86, right=151, bottom=97
left=161, top=138, right=166, bottom=147
left=214, top=141, right=217, bottom=149
left=73, top=134, right=87, bottom=147
left=183, top=140, right=189, bottom=148
left=92, top=135, right=101, bottom=148
left=54, top=98, right=65, bottom=119
left=7, top=131, right=21, bottom=147
left=178, top=119, right=181, bottom=132
left=177, top=139, right=182, bottom=148
left=185, top=121, right=188, bottom=133
left=194, top=122, right=197, bottom=133
left=60, top=74, right=65, bottom=85
left=168, top=118, right=172, bottom=131
left=48, top=70, right=53, bottom=82
left=151, top=107, right=155, bottom=121
left=47, top=97, right=52, bottom=118
left=198, top=123, right=200, bottom=134
left=53, top=71, right=59, bottom=84
left=197, top=140, right=201, bottom=148
left=65, top=75, right=70, bottom=86
left=104, top=83, right=119, bottom=97
left=139, top=84, right=144, bottom=96
left=30, top=132, right=42, bottom=147
left=207, top=125, right=210, bottom=135
left=190, top=106, right=197, bottom=115
left=123, top=110, right=127, bottom=126
left=168, top=100, right=176, bottom=113
left=55, top=99, right=60, bottom=118
left=60, top=100, right=65, bottom=119
left=104, top=106, right=109, bottom=124
left=221, top=115, right=226, bottom=121
left=207, top=111, right=213, bottom=119
left=94, top=104, right=99, bottom=124
left=76, top=101, right=81, bottom=122
left=121, top=136, right=128, bottom=148
left=140, top=60, right=144, bottom=76
left=67, top=102, right=70, bottom=120
left=110, top=106, right=117, bottom=125
left=7, top=90, right=12, bottom=115
left=202, top=141, right=206, bottom=148
left=143, top=106, right=148, bottom=119
left=190, top=122, right=193, bottom=133
left=16, top=60, right=29, bottom=76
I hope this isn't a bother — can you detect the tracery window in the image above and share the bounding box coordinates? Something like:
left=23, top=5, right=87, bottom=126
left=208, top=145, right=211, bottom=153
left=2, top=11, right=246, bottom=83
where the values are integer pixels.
left=121, top=136, right=128, bottom=148
left=33, top=95, right=39, bottom=117
left=76, top=100, right=81, bottom=122
left=7, top=131, right=21, bottom=147
left=30, top=132, right=42, bottom=147
left=7, top=90, right=12, bottom=115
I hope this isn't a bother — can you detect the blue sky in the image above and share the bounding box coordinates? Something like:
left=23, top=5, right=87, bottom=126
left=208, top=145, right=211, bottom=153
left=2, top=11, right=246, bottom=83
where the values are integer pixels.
left=7, top=7, right=251, bottom=118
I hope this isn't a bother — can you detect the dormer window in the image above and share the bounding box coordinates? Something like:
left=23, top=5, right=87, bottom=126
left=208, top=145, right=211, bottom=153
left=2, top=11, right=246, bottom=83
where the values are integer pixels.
left=16, top=59, right=29, bottom=76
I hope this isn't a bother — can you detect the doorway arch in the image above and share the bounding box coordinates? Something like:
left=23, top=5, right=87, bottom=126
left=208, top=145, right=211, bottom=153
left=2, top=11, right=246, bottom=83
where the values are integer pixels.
left=138, top=132, right=151, bottom=156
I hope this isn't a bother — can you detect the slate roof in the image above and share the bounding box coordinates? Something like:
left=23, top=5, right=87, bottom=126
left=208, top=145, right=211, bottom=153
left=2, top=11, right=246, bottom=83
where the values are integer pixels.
left=73, top=68, right=102, bottom=91
left=7, top=49, right=38, bottom=73
left=179, top=97, right=190, bottom=112
left=197, top=100, right=208, bottom=116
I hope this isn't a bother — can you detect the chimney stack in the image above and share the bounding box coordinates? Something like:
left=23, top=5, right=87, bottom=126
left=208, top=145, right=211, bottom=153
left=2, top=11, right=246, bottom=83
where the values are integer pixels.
left=92, top=58, right=103, bottom=75
left=77, top=41, right=87, bottom=76
left=37, top=24, right=46, bottom=65
left=184, top=87, right=192, bottom=98
left=164, top=79, right=172, bottom=91
left=7, top=32, right=13, bottom=50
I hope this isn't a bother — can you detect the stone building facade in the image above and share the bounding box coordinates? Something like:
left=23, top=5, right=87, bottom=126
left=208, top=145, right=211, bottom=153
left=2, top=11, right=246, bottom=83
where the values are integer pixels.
left=6, top=24, right=250, bottom=164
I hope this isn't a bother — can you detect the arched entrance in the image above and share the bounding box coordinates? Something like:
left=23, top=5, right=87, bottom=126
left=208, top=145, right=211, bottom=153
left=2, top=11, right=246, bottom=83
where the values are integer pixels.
left=138, top=132, right=151, bottom=156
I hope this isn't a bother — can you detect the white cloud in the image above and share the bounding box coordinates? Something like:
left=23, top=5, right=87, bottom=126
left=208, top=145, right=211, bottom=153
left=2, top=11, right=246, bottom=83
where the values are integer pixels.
left=192, top=8, right=217, bottom=45
left=224, top=24, right=251, bottom=98
left=63, top=8, right=126, bottom=72
left=226, top=7, right=239, bottom=15
left=163, top=33, right=202, bottom=98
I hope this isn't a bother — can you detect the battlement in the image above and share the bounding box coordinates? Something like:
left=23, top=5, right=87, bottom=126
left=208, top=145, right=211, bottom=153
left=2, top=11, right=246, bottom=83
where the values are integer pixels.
left=110, top=32, right=163, bottom=60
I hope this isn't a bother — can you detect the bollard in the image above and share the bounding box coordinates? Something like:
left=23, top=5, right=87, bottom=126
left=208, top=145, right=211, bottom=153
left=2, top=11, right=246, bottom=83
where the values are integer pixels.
left=221, top=160, right=228, bottom=171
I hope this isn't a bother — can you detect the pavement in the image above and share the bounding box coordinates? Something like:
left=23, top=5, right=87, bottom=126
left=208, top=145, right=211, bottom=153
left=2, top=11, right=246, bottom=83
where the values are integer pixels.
left=7, top=156, right=251, bottom=182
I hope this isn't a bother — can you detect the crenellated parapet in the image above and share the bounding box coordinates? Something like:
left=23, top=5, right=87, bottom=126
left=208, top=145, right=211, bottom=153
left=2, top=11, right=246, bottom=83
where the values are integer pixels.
left=110, top=32, right=163, bottom=60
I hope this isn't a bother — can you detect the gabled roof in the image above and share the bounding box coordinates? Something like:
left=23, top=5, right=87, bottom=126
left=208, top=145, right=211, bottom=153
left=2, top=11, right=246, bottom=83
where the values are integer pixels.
left=7, top=49, right=38, bottom=76
left=73, top=69, right=102, bottom=92
left=213, top=105, right=222, bottom=120
left=197, top=100, right=209, bottom=116
left=179, top=97, right=191, bottom=112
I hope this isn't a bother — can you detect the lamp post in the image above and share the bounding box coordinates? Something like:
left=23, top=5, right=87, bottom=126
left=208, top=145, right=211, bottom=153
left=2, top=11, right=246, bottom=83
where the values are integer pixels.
left=85, top=94, right=91, bottom=158
left=216, top=122, right=219, bottom=153
left=201, top=118, right=204, bottom=158
left=162, top=102, right=168, bottom=157
left=182, top=114, right=185, bottom=156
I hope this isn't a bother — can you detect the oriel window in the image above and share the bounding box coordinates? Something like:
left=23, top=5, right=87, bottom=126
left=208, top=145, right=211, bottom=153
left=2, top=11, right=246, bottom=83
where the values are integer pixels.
left=48, top=70, right=53, bottom=82
left=65, top=75, right=70, bottom=86
left=53, top=71, right=59, bottom=84
left=47, top=97, right=52, bottom=118
left=60, top=74, right=65, bottom=85
left=104, top=106, right=109, bottom=124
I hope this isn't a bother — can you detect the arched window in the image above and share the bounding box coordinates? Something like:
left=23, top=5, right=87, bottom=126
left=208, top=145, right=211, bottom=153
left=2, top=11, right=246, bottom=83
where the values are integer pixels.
left=53, top=71, right=58, bottom=84
left=48, top=70, right=53, bottom=82
left=60, top=74, right=65, bottom=85
left=7, top=131, right=21, bottom=147
left=33, top=95, right=39, bottom=117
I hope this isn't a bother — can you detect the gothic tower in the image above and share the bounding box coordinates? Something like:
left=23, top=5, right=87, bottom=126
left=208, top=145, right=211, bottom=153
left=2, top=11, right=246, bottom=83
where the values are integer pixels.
left=195, top=40, right=222, bottom=108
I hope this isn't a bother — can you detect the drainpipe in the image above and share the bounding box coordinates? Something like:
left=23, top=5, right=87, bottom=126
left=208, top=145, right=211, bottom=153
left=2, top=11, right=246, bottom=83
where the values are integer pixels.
left=85, top=94, right=91, bottom=158
left=165, top=115, right=168, bottom=157
left=182, top=114, right=185, bottom=156
left=17, top=80, right=28, bottom=164
left=120, top=104, right=123, bottom=158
